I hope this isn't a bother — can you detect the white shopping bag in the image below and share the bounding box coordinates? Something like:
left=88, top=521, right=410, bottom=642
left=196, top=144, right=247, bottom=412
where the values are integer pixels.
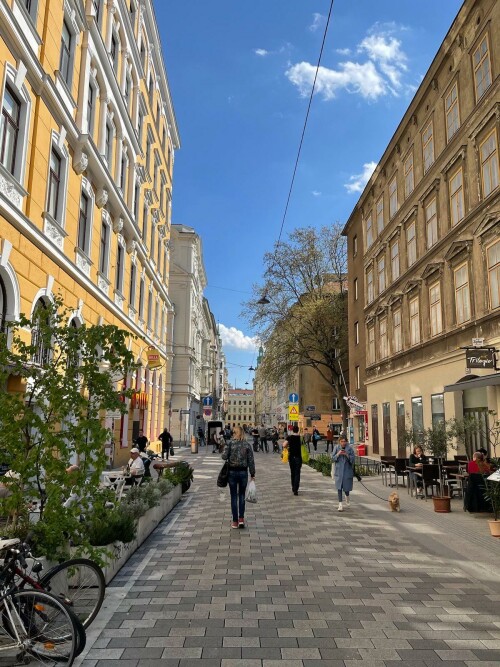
left=245, top=480, right=258, bottom=503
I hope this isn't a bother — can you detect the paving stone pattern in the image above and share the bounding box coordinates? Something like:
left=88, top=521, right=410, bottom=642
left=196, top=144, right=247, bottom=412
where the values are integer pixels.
left=81, top=447, right=500, bottom=667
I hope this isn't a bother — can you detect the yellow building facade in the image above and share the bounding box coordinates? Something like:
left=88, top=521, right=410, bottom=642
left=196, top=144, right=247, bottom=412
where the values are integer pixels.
left=0, top=0, right=180, bottom=466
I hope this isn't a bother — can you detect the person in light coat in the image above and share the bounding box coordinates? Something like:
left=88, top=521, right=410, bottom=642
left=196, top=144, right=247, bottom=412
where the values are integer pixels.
left=331, top=435, right=355, bottom=512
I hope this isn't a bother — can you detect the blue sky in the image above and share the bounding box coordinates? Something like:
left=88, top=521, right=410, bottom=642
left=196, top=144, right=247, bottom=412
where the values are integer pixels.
left=154, top=0, right=464, bottom=388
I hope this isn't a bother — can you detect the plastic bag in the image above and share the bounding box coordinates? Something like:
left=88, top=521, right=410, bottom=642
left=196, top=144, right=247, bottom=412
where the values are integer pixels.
left=245, top=480, right=257, bottom=503
left=282, top=448, right=289, bottom=463
left=301, top=443, right=310, bottom=464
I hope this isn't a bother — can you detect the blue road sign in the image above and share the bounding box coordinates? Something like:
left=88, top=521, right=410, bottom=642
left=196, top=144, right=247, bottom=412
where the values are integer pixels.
left=288, top=393, right=299, bottom=404
left=202, top=396, right=213, bottom=407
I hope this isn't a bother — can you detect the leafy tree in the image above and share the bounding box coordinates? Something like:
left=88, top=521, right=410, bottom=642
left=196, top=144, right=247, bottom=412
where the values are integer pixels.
left=243, top=225, right=349, bottom=427
left=0, top=296, right=136, bottom=559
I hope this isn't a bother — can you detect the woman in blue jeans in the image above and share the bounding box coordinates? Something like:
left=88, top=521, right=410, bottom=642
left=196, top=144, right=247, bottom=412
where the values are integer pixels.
left=222, top=426, right=256, bottom=529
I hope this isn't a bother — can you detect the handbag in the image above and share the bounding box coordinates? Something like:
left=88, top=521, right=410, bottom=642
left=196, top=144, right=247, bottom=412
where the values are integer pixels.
left=169, top=446, right=174, bottom=456
left=217, top=444, right=231, bottom=488
left=301, top=440, right=310, bottom=464
left=282, top=448, right=289, bottom=463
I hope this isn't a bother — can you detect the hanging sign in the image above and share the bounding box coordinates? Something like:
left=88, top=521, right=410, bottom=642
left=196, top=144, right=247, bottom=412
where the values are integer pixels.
left=146, top=346, right=162, bottom=369
left=465, top=348, right=496, bottom=369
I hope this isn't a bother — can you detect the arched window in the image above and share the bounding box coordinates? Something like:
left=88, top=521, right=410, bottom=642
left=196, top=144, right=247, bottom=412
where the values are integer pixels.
left=31, top=298, right=50, bottom=366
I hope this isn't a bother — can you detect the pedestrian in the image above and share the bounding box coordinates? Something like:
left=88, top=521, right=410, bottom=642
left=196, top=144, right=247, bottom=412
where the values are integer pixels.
left=271, top=427, right=280, bottom=453
left=197, top=426, right=206, bottom=447
left=331, top=435, right=355, bottom=511
left=303, top=428, right=312, bottom=453
left=158, top=428, right=173, bottom=460
left=222, top=425, right=255, bottom=529
left=251, top=426, right=259, bottom=452
left=134, top=429, right=149, bottom=453
left=258, top=424, right=268, bottom=453
left=325, top=425, right=334, bottom=453
left=283, top=424, right=302, bottom=496
left=312, top=427, right=321, bottom=451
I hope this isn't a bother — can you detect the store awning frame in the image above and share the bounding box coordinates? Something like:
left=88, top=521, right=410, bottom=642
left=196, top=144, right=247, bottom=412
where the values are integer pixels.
left=444, top=373, right=500, bottom=393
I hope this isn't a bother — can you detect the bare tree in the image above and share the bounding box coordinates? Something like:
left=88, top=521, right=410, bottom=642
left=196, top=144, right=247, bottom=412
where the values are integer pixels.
left=243, top=224, right=349, bottom=428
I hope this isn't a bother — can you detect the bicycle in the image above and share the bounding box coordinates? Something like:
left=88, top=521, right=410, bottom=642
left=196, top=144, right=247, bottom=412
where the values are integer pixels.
left=0, top=538, right=79, bottom=666
left=3, top=538, right=105, bottom=630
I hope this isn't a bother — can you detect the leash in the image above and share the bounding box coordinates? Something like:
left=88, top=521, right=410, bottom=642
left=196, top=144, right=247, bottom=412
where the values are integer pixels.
left=356, top=478, right=392, bottom=503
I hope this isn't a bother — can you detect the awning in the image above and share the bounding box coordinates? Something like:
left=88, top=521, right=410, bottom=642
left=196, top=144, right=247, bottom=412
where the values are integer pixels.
left=444, top=373, right=500, bottom=392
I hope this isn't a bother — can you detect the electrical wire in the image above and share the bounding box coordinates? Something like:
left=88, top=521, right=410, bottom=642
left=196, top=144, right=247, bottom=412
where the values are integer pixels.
left=275, top=0, right=335, bottom=252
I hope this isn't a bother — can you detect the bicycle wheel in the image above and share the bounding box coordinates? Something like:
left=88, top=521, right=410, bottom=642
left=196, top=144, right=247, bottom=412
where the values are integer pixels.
left=0, top=589, right=78, bottom=666
left=40, top=558, right=105, bottom=629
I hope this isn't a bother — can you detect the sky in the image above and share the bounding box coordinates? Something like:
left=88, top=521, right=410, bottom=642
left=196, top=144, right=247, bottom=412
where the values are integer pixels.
left=154, top=0, right=464, bottom=388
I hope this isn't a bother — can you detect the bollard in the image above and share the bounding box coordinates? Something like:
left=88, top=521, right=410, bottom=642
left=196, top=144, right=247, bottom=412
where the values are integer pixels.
left=191, top=436, right=199, bottom=454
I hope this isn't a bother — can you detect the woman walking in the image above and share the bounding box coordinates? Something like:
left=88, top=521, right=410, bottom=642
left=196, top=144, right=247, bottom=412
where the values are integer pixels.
left=331, top=435, right=355, bottom=511
left=283, top=424, right=302, bottom=496
left=222, top=426, right=255, bottom=529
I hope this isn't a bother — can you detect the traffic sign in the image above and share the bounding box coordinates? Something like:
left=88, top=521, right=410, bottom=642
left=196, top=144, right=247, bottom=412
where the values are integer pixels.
left=202, top=396, right=213, bottom=407
left=180, top=409, right=190, bottom=414
left=288, top=393, right=299, bottom=404
left=309, top=414, right=321, bottom=420
left=288, top=405, right=299, bottom=421
left=203, top=408, right=212, bottom=420
left=305, top=405, right=316, bottom=412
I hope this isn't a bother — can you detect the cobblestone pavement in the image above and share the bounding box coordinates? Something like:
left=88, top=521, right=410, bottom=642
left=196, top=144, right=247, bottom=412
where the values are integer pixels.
left=79, top=447, right=500, bottom=667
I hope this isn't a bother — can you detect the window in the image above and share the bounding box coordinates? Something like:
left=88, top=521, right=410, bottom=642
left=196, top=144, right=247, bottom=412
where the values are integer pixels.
left=31, top=299, right=50, bottom=366
left=142, top=204, right=148, bottom=243
left=148, top=76, right=154, bottom=106
left=473, top=34, right=492, bottom=101
left=409, top=296, right=420, bottom=345
left=120, top=154, right=127, bottom=192
left=365, top=215, right=373, bottom=248
left=354, top=278, right=358, bottom=301
left=449, top=168, right=464, bottom=226
left=87, top=83, right=95, bottom=136
left=156, top=237, right=162, bottom=269
left=367, top=325, right=375, bottom=364
left=23, top=0, right=37, bottom=20
left=391, top=238, right=400, bottom=280
left=129, top=262, right=136, bottom=308
left=146, top=133, right=152, bottom=172
left=425, top=198, right=438, bottom=249
left=138, top=277, right=145, bottom=319
left=487, top=240, right=500, bottom=310
left=404, top=153, right=414, bottom=198
left=376, top=197, right=384, bottom=234
left=105, top=121, right=113, bottom=164
left=429, top=282, right=442, bottom=337
left=150, top=222, right=156, bottom=258
left=454, top=263, right=471, bottom=324
left=78, top=192, right=90, bottom=254
left=411, top=396, right=424, bottom=444
left=99, top=219, right=110, bottom=275
left=163, top=248, right=168, bottom=281
left=60, top=20, right=73, bottom=85
left=378, top=256, right=386, bottom=293
left=110, top=34, right=119, bottom=73
left=92, top=0, right=101, bottom=25
left=147, top=289, right=153, bottom=328
left=133, top=183, right=140, bottom=220
left=353, top=235, right=358, bottom=257
left=431, top=393, right=445, bottom=430
left=47, top=149, right=61, bottom=220
left=379, top=318, right=388, bottom=359
left=422, top=120, right=434, bottom=173
left=366, top=268, right=374, bottom=304
left=407, top=221, right=416, bottom=267
left=393, top=309, right=402, bottom=353
left=389, top=176, right=398, bottom=218
left=154, top=299, right=159, bottom=336
left=445, top=83, right=460, bottom=141
left=354, top=321, right=359, bottom=345
left=480, top=130, right=499, bottom=198
left=115, top=242, right=124, bottom=293
left=355, top=366, right=360, bottom=390
left=137, top=109, right=144, bottom=145
left=0, top=85, right=21, bottom=175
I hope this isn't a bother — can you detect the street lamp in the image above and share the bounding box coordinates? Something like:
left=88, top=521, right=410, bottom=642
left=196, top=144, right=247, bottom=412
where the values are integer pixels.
left=257, top=294, right=270, bottom=305
left=248, top=366, right=255, bottom=371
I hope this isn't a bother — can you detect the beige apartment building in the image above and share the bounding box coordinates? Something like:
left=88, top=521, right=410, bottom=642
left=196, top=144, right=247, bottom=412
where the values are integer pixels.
left=343, top=0, right=499, bottom=456
left=226, top=388, right=254, bottom=429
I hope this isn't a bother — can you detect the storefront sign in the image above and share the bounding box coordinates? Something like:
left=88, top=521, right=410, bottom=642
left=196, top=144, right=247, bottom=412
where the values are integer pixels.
left=131, top=391, right=148, bottom=409
left=466, top=348, right=496, bottom=369
left=146, top=346, right=162, bottom=369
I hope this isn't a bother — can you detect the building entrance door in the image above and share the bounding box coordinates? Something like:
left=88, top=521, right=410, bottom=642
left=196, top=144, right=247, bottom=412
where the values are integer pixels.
left=396, top=400, right=405, bottom=457
left=383, top=402, right=392, bottom=455
left=371, top=405, right=379, bottom=455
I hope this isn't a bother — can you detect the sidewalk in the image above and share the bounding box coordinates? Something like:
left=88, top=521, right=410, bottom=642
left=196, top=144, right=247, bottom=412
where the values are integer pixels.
left=79, top=447, right=500, bottom=667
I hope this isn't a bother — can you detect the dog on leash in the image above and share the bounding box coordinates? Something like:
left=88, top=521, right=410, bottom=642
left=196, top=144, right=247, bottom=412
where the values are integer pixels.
left=388, top=491, right=400, bottom=512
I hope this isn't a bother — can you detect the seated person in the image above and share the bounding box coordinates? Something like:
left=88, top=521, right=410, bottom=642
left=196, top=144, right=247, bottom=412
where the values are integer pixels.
left=126, top=447, right=145, bottom=485
left=408, top=445, right=428, bottom=498
left=467, top=451, right=492, bottom=474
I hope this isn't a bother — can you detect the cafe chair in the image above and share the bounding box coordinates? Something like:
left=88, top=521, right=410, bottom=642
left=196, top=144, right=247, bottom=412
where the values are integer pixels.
left=463, top=473, right=493, bottom=513
left=380, top=456, right=396, bottom=486
left=421, top=464, right=441, bottom=498
left=393, top=458, right=409, bottom=488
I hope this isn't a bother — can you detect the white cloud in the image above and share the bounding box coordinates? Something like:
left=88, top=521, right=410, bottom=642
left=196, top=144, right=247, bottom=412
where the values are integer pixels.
left=286, top=23, right=409, bottom=101
left=254, top=48, right=269, bottom=57
left=219, top=324, right=259, bottom=352
left=344, top=161, right=377, bottom=194
left=309, top=13, right=325, bottom=32
left=286, top=60, right=386, bottom=101
left=312, top=190, right=322, bottom=197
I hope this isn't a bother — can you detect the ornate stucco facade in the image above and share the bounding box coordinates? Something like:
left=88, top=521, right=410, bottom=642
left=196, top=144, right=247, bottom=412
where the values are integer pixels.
left=0, top=0, right=180, bottom=466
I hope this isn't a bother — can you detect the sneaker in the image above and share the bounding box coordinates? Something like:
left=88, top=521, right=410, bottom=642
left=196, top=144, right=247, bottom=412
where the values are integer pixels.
left=338, top=502, right=343, bottom=512
left=345, top=497, right=350, bottom=507
left=231, top=521, right=238, bottom=529
left=238, top=518, right=245, bottom=528
left=293, top=491, right=298, bottom=496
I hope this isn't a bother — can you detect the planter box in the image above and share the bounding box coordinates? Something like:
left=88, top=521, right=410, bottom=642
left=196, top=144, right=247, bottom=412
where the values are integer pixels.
left=99, top=484, right=182, bottom=584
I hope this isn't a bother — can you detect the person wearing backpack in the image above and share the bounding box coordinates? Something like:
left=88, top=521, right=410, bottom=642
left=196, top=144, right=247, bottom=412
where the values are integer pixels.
left=312, top=427, right=321, bottom=451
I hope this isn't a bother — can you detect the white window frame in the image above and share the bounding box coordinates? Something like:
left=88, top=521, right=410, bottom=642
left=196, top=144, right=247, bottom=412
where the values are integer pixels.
left=378, top=256, right=386, bottom=294
left=429, top=282, right=443, bottom=337
left=379, top=318, right=388, bottom=359
left=354, top=321, right=359, bottom=345
left=391, top=238, right=400, bottom=280
left=77, top=178, right=93, bottom=257
left=473, top=33, right=492, bottom=102
left=115, top=237, right=125, bottom=295
left=445, top=82, right=460, bottom=142
left=449, top=167, right=464, bottom=226
left=480, top=129, right=499, bottom=198
left=44, top=131, right=69, bottom=227
left=367, top=325, right=375, bottom=365
left=486, top=240, right=500, bottom=310
left=407, top=221, right=417, bottom=267
left=393, top=308, right=402, bottom=353
left=376, top=196, right=384, bottom=234
left=366, top=268, right=374, bottom=304
left=365, top=215, right=373, bottom=248
left=389, top=176, right=398, bottom=218
left=355, top=365, right=360, bottom=390
left=409, top=296, right=420, bottom=346
left=425, top=197, right=438, bottom=249
left=422, top=120, right=434, bottom=173
left=98, top=211, right=111, bottom=278
left=404, top=152, right=414, bottom=198
left=354, top=277, right=358, bottom=301
left=454, top=263, right=471, bottom=325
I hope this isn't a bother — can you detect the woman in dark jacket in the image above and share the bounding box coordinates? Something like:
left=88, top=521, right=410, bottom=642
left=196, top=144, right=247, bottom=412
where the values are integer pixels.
left=408, top=445, right=428, bottom=497
left=222, top=426, right=255, bottom=529
left=283, top=424, right=302, bottom=495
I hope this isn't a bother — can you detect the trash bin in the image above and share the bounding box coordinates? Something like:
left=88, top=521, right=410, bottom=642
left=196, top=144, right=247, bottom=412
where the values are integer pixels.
left=191, top=436, right=198, bottom=454
left=356, top=444, right=366, bottom=456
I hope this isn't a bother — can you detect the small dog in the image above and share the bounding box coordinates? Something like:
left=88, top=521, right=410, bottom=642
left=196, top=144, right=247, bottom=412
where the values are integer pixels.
left=388, top=491, right=400, bottom=512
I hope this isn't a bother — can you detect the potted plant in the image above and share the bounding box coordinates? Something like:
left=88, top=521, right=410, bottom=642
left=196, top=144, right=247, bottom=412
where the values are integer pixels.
left=423, top=422, right=454, bottom=513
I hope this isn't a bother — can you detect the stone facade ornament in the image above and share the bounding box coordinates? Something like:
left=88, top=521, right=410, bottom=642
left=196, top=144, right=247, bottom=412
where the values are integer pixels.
left=0, top=172, right=23, bottom=209
left=113, top=217, right=124, bottom=234
left=44, top=216, right=66, bottom=250
left=126, top=238, right=136, bottom=254
left=97, top=274, right=110, bottom=296
left=96, top=188, right=108, bottom=208
left=75, top=250, right=91, bottom=277
left=73, top=150, right=88, bottom=175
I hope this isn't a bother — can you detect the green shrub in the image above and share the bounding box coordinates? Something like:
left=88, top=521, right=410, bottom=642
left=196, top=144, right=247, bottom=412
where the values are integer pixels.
left=157, top=478, right=174, bottom=496
left=87, top=508, right=136, bottom=546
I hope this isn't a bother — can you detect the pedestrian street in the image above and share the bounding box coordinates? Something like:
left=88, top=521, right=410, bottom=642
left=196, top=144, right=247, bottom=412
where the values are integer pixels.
left=80, top=446, right=500, bottom=667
